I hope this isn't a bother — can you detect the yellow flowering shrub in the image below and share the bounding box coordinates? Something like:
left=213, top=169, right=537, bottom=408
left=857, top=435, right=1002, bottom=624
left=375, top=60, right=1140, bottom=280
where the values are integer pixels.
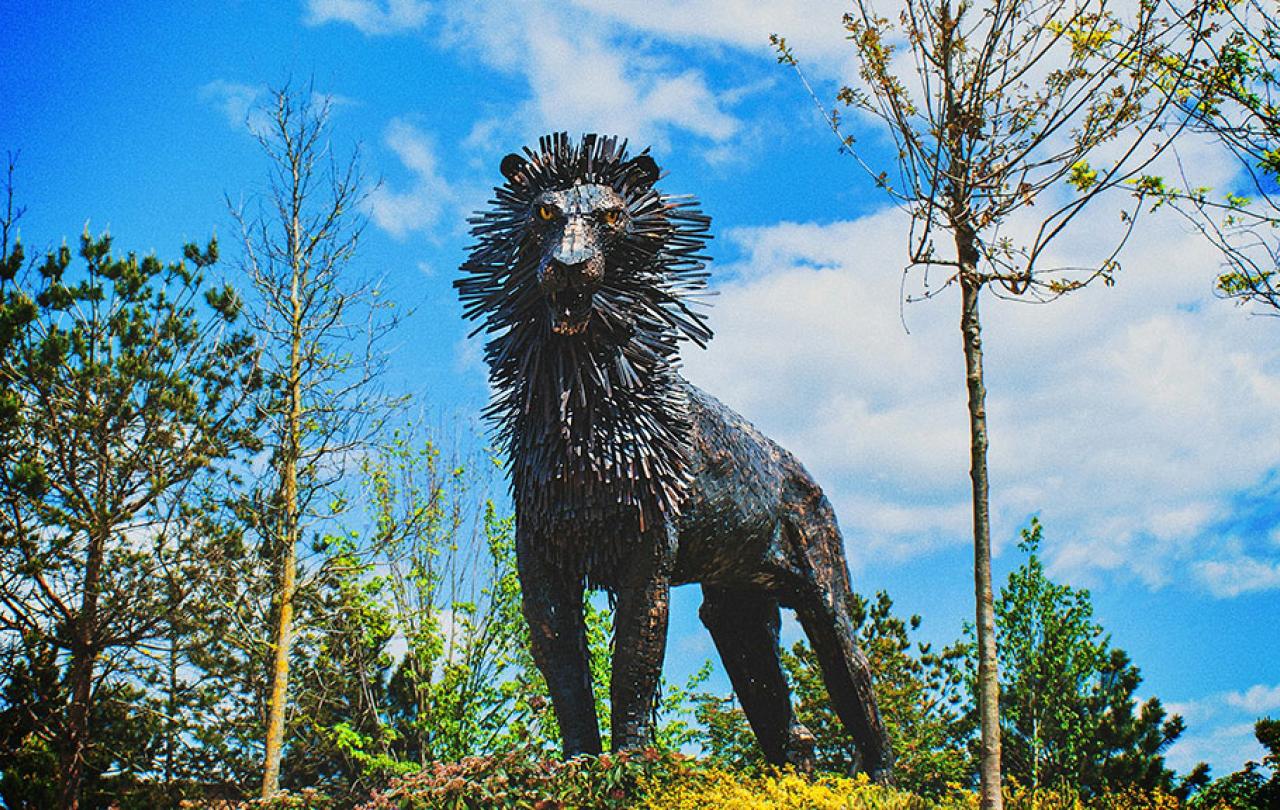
left=1085, top=787, right=1184, bottom=810
left=639, top=764, right=1187, bottom=810
left=639, top=766, right=976, bottom=810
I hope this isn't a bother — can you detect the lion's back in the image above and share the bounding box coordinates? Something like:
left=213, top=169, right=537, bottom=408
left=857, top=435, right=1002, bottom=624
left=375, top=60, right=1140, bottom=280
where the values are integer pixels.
left=673, top=380, right=820, bottom=586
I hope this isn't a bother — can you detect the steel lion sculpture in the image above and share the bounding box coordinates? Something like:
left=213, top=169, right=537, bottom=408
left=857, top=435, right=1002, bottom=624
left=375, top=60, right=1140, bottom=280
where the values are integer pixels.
left=456, top=133, right=892, bottom=781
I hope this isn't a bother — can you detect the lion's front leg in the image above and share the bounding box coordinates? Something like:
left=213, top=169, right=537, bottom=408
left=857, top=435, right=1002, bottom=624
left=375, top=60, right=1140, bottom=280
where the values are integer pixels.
left=610, top=523, right=676, bottom=751
left=517, top=528, right=601, bottom=757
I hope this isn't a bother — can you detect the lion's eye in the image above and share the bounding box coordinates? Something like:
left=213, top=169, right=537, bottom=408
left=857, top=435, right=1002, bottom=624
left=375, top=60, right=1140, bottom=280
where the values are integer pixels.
left=602, top=209, right=622, bottom=227
left=535, top=204, right=557, bottom=222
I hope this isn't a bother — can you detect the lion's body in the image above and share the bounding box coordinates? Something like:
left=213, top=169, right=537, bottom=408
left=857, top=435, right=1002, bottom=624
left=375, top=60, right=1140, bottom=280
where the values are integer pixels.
left=676, top=381, right=830, bottom=589
left=457, top=134, right=892, bottom=781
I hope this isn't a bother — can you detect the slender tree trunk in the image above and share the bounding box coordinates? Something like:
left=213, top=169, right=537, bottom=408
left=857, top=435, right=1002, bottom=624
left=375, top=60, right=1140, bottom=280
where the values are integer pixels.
left=260, top=365, right=302, bottom=796
left=60, top=524, right=106, bottom=810
left=260, top=514, right=297, bottom=796
left=165, top=603, right=179, bottom=798
left=261, top=176, right=306, bottom=798
left=957, top=227, right=1003, bottom=810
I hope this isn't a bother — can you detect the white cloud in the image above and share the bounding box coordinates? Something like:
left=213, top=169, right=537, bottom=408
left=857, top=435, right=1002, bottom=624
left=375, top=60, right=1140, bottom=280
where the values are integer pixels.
left=1166, top=721, right=1268, bottom=776
left=439, top=2, right=743, bottom=149
left=564, top=0, right=860, bottom=78
left=199, top=80, right=268, bottom=132
left=1165, top=685, right=1277, bottom=775
left=680, top=191, right=1280, bottom=587
left=304, top=0, right=430, bottom=35
left=1226, top=683, right=1280, bottom=714
left=368, top=119, right=456, bottom=238
left=306, top=0, right=846, bottom=156
left=1195, top=555, right=1280, bottom=598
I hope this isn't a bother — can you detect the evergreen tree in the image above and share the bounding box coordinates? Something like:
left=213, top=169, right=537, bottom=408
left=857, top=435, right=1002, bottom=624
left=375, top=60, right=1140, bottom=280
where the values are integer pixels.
left=149, top=492, right=273, bottom=801
left=0, top=227, right=258, bottom=809
left=785, top=592, right=973, bottom=795
left=1191, top=718, right=1280, bottom=810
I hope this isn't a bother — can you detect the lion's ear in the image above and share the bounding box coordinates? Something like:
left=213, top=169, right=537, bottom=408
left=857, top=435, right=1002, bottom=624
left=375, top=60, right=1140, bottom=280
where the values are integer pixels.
left=500, top=153, right=529, bottom=182
left=625, top=154, right=661, bottom=190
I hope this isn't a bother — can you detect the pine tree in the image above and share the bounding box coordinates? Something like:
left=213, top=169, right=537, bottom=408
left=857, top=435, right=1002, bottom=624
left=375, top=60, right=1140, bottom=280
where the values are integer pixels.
left=0, top=227, right=258, bottom=809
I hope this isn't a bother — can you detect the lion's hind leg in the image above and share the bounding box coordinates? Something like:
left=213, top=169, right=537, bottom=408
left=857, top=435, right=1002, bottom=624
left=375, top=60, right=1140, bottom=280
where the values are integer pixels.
left=700, top=585, right=816, bottom=769
left=784, top=491, right=895, bottom=783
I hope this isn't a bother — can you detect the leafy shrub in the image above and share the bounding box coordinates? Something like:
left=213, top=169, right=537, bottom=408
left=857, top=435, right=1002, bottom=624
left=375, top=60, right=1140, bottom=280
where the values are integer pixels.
left=183, top=753, right=1204, bottom=810
left=182, top=788, right=332, bottom=810
left=1003, top=781, right=1184, bottom=810
left=355, top=747, right=682, bottom=810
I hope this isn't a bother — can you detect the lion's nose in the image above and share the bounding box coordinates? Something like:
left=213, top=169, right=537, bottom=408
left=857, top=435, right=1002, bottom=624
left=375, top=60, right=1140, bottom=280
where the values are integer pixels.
left=540, top=220, right=602, bottom=292
left=542, top=257, right=598, bottom=292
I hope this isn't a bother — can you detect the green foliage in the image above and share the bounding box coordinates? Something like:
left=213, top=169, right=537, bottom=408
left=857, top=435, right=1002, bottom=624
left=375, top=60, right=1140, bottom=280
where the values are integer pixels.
left=995, top=518, right=1108, bottom=789
left=367, top=442, right=549, bottom=765
left=1068, top=161, right=1102, bottom=193
left=989, top=520, right=1184, bottom=797
left=0, top=638, right=61, bottom=809
left=690, top=692, right=760, bottom=771
left=355, top=748, right=681, bottom=810
left=0, top=226, right=260, bottom=805
left=782, top=592, right=973, bottom=795
left=652, top=661, right=714, bottom=754
left=690, top=520, right=1186, bottom=801
left=168, top=494, right=287, bottom=794
left=1189, top=717, right=1280, bottom=810
left=1140, top=0, right=1280, bottom=312
left=266, top=435, right=566, bottom=798
left=217, top=753, right=1206, bottom=809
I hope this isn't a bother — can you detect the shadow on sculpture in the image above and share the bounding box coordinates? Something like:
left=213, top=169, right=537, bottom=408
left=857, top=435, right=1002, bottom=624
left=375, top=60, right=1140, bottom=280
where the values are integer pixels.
left=456, top=133, right=893, bottom=782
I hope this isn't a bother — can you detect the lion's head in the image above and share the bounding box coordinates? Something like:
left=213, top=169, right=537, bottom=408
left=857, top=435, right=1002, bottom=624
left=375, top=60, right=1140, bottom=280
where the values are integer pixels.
left=522, top=170, right=637, bottom=336
left=457, top=133, right=713, bottom=570
left=458, top=132, right=711, bottom=349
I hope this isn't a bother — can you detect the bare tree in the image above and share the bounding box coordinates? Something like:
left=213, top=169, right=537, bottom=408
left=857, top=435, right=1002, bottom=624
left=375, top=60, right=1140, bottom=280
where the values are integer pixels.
left=233, top=84, right=400, bottom=798
left=773, top=0, right=1206, bottom=805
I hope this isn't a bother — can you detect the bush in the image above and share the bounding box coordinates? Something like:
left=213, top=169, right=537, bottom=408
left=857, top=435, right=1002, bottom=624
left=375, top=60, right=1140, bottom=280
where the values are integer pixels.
left=355, top=747, right=682, bottom=810
left=180, top=753, right=1200, bottom=810
left=639, top=767, right=972, bottom=810
left=1003, top=782, right=1183, bottom=810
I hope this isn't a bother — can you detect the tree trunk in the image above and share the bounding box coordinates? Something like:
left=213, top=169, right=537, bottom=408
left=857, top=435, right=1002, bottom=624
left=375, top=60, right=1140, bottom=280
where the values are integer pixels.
left=260, top=390, right=301, bottom=797
left=958, top=228, right=1004, bottom=810
left=59, top=525, right=106, bottom=810
left=260, top=520, right=296, bottom=796
left=165, top=603, right=179, bottom=798
left=261, top=184, right=306, bottom=798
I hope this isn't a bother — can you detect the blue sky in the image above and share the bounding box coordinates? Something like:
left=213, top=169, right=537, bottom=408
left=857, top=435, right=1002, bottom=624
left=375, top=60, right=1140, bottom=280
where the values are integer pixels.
left=3, top=0, right=1278, bottom=777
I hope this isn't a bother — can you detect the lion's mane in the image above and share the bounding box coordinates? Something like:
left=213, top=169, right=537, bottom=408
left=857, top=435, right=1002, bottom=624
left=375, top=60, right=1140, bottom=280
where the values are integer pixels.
left=456, top=133, right=713, bottom=580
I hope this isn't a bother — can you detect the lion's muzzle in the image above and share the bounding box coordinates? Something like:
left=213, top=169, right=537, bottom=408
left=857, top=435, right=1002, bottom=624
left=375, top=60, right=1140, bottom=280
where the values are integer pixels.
left=541, top=218, right=606, bottom=335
